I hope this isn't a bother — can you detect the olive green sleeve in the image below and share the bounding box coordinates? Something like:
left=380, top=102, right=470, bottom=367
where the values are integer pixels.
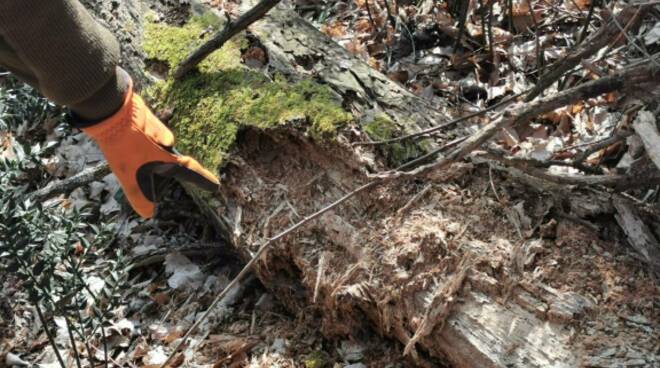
left=0, top=0, right=127, bottom=120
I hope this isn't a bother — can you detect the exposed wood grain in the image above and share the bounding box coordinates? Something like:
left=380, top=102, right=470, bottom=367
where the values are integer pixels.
left=613, top=196, right=660, bottom=271
left=632, top=110, right=660, bottom=170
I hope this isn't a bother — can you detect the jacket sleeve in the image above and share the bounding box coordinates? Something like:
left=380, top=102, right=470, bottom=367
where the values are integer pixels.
left=0, top=0, right=125, bottom=119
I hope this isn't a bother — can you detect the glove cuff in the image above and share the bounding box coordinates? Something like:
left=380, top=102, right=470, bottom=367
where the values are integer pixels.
left=81, top=77, right=135, bottom=143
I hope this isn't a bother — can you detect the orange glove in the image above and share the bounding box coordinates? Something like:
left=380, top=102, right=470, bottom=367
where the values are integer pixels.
left=82, top=80, right=219, bottom=218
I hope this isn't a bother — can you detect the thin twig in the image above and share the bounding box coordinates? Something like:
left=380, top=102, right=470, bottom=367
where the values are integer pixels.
left=487, top=0, right=496, bottom=64
left=507, top=0, right=514, bottom=32
left=373, top=61, right=660, bottom=182
left=383, top=0, right=397, bottom=30
left=365, top=0, right=381, bottom=36
left=173, top=0, right=281, bottom=80
left=64, top=317, right=83, bottom=368
left=525, top=4, right=643, bottom=101
left=525, top=0, right=543, bottom=74
left=488, top=165, right=502, bottom=202
left=487, top=147, right=602, bottom=174
left=477, top=0, right=488, bottom=56
left=100, top=323, right=108, bottom=368
left=353, top=91, right=525, bottom=146
left=577, top=0, right=597, bottom=44
left=605, top=4, right=660, bottom=69
left=397, top=184, right=433, bottom=215
left=35, top=303, right=66, bottom=368
left=484, top=151, right=660, bottom=189
left=573, top=130, right=632, bottom=163
left=558, top=130, right=632, bottom=153
left=453, top=0, right=470, bottom=53
left=313, top=253, right=327, bottom=303
left=74, top=309, right=95, bottom=368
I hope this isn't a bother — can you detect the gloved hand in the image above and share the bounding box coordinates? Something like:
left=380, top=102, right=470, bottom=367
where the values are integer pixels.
left=82, top=80, right=219, bottom=218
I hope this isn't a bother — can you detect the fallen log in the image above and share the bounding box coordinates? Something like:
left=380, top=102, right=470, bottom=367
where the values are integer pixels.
left=173, top=2, right=659, bottom=368
left=85, top=1, right=659, bottom=367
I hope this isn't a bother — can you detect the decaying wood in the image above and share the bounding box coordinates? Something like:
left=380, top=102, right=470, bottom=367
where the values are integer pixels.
left=632, top=110, right=660, bottom=170
left=204, top=125, right=617, bottom=367
left=166, top=2, right=660, bottom=367
left=167, top=57, right=660, bottom=366
left=613, top=196, right=660, bottom=271
left=82, top=1, right=659, bottom=367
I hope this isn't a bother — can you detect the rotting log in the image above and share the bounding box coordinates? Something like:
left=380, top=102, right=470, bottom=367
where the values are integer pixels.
left=178, top=3, right=658, bottom=368
left=84, top=1, right=659, bottom=367
left=193, top=125, right=657, bottom=368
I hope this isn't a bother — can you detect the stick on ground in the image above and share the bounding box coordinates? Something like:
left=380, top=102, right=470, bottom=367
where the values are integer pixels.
left=30, top=163, right=111, bottom=201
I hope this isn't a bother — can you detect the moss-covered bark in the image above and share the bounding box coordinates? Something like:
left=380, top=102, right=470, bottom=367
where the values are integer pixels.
left=143, top=15, right=352, bottom=169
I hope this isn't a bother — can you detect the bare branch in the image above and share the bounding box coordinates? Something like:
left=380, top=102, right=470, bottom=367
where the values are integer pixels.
left=173, top=0, right=281, bottom=80
left=30, top=163, right=111, bottom=201
left=525, top=4, right=645, bottom=101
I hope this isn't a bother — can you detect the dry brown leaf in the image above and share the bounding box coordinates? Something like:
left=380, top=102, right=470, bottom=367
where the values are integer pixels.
left=151, top=292, right=170, bottom=306
left=242, top=46, right=267, bottom=68
left=569, top=0, right=591, bottom=11
left=73, top=242, right=84, bottom=255
left=131, top=342, right=150, bottom=360
left=435, top=10, right=454, bottom=27
left=209, top=336, right=259, bottom=368
left=571, top=103, right=584, bottom=114
left=492, top=26, right=514, bottom=43
left=512, top=0, right=540, bottom=33
left=163, top=328, right=184, bottom=344
left=321, top=21, right=347, bottom=38
left=355, top=18, right=372, bottom=33
left=346, top=38, right=369, bottom=61
left=387, top=70, right=409, bottom=85
left=166, top=353, right=185, bottom=368
left=604, top=92, right=618, bottom=104
left=557, top=114, right=573, bottom=135
left=367, top=57, right=381, bottom=70
left=366, top=41, right=386, bottom=56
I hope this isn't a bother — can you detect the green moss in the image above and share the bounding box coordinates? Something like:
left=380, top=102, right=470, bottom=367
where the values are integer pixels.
left=363, top=114, right=424, bottom=166
left=143, top=16, right=352, bottom=170
left=303, top=351, right=331, bottom=368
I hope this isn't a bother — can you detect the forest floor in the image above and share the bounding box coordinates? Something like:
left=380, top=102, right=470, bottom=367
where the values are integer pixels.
left=0, top=78, right=405, bottom=367
left=2, top=0, right=660, bottom=367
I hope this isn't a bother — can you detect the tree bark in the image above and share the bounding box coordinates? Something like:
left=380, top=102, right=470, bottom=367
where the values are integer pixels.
left=234, top=0, right=451, bottom=137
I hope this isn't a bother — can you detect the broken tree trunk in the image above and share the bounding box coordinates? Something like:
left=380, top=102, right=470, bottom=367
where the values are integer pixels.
left=88, top=1, right=659, bottom=367
left=179, top=2, right=659, bottom=368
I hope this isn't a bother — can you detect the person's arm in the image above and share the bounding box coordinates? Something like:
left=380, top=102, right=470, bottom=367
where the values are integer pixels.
left=0, top=0, right=124, bottom=119
left=0, top=0, right=219, bottom=218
